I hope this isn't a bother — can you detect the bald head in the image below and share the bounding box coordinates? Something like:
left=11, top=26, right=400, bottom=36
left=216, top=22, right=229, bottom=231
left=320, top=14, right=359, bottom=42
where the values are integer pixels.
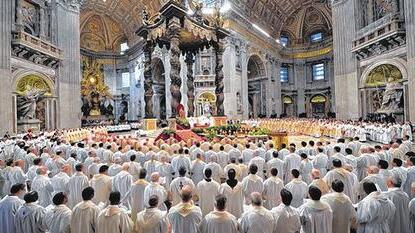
left=121, top=163, right=130, bottom=171
left=150, top=172, right=160, bottom=183
left=250, top=192, right=262, bottom=206
left=311, top=169, right=321, bottom=179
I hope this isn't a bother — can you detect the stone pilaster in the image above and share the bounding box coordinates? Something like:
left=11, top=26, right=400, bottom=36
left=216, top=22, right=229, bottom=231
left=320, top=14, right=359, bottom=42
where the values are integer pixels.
left=405, top=0, right=415, bottom=121
left=332, top=0, right=360, bottom=119
left=240, top=43, right=249, bottom=119
left=0, top=0, right=13, bottom=134
left=294, top=61, right=306, bottom=115
left=54, top=0, right=82, bottom=128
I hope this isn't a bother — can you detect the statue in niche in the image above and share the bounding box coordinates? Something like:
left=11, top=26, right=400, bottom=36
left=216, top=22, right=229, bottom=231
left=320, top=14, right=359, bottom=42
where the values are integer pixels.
left=378, top=79, right=403, bottom=113
left=371, top=90, right=383, bottom=112
left=119, top=94, right=129, bottom=122
left=81, top=97, right=91, bottom=116
left=235, top=45, right=242, bottom=69
left=16, top=87, right=46, bottom=120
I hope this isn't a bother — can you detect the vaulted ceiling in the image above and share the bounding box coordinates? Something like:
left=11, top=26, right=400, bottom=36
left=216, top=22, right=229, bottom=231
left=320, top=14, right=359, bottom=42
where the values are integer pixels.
left=81, top=0, right=162, bottom=44
left=80, top=0, right=332, bottom=47
left=231, top=0, right=331, bottom=37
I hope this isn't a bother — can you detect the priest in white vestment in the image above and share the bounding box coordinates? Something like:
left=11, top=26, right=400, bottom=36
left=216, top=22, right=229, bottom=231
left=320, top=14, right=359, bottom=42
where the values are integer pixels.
left=271, top=188, right=301, bottom=233
left=190, top=154, right=206, bottom=185
left=241, top=164, right=264, bottom=205
left=263, top=168, right=284, bottom=209
left=384, top=176, right=411, bottom=233
left=70, top=187, right=100, bottom=233
left=357, top=181, right=396, bottom=233
left=134, top=195, right=169, bottom=233
left=143, top=172, right=168, bottom=211
left=199, top=194, right=239, bottom=233
left=126, top=169, right=148, bottom=222
left=0, top=183, right=25, bottom=233
left=168, top=185, right=203, bottom=233
left=51, top=165, right=71, bottom=196
left=43, top=192, right=72, bottom=233
left=266, top=151, right=284, bottom=180
left=285, top=169, right=308, bottom=208
left=196, top=168, right=220, bottom=216
left=219, top=169, right=244, bottom=218
left=68, top=164, right=89, bottom=209
left=321, top=179, right=357, bottom=233
left=111, top=163, right=133, bottom=208
left=31, top=166, right=54, bottom=207
left=170, top=167, right=195, bottom=206
left=239, top=192, right=275, bottom=233
left=283, top=147, right=302, bottom=183
left=15, top=191, right=48, bottom=233
left=90, top=165, right=112, bottom=205
left=324, top=159, right=358, bottom=203
left=298, top=186, right=333, bottom=233
left=96, top=191, right=133, bottom=233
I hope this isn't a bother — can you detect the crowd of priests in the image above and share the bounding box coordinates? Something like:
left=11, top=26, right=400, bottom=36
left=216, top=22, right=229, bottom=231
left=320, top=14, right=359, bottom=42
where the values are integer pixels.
left=0, top=122, right=415, bottom=233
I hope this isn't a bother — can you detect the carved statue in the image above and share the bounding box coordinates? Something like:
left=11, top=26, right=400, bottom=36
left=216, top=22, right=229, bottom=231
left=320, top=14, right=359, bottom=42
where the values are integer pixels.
left=142, top=6, right=151, bottom=25
left=16, top=87, right=46, bottom=120
left=378, top=80, right=403, bottom=113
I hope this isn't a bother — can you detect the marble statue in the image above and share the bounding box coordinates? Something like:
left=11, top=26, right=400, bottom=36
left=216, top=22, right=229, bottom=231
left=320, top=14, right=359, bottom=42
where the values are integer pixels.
left=378, top=81, right=403, bottom=113
left=16, top=88, right=46, bottom=120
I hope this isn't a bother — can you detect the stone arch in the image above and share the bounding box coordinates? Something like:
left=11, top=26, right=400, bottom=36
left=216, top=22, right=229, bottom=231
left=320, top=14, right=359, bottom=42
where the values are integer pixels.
left=12, top=71, right=57, bottom=132
left=12, top=70, right=55, bottom=96
left=151, top=57, right=167, bottom=120
left=247, top=54, right=267, bottom=118
left=360, top=58, right=407, bottom=88
left=247, top=54, right=266, bottom=79
left=310, top=94, right=329, bottom=118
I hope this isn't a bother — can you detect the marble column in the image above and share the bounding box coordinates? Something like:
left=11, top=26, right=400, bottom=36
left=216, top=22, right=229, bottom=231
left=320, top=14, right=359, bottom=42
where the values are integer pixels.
left=405, top=0, right=415, bottom=121
left=0, top=0, right=14, bottom=134
left=170, top=35, right=181, bottom=117
left=143, top=41, right=154, bottom=118
left=294, top=61, right=306, bottom=115
left=54, top=0, right=82, bottom=128
left=274, top=60, right=282, bottom=116
left=332, top=0, right=360, bottom=120
left=214, top=40, right=225, bottom=116
left=241, top=43, right=249, bottom=119
left=185, top=52, right=195, bottom=117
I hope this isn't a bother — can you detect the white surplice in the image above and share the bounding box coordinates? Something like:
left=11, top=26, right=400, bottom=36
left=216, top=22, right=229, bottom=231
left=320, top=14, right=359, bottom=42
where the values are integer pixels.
left=169, top=177, right=195, bottom=206
left=134, top=208, right=169, bottom=233
left=168, top=202, right=202, bottom=233
left=196, top=179, right=220, bottom=216
left=239, top=206, right=275, bottom=233
left=31, top=175, right=54, bottom=207
left=298, top=199, right=333, bottom=233
left=111, top=171, right=132, bottom=208
left=43, top=204, right=72, bottom=233
left=0, top=195, right=24, bottom=233
left=70, top=200, right=100, bottom=233
left=271, top=204, right=301, bottom=233
left=218, top=182, right=244, bottom=218
left=90, top=174, right=112, bottom=205
left=324, top=168, right=358, bottom=203
left=284, top=178, right=308, bottom=208
left=263, top=176, right=284, bottom=209
left=357, top=191, right=396, bottom=233
left=96, top=205, right=133, bottom=233
left=199, top=210, right=239, bottom=233
left=68, top=172, right=89, bottom=209
left=143, top=182, right=167, bottom=211
left=15, top=202, right=47, bottom=233
left=241, top=174, right=264, bottom=205
left=126, top=179, right=148, bottom=222
left=383, top=188, right=410, bottom=233
left=321, top=192, right=356, bottom=233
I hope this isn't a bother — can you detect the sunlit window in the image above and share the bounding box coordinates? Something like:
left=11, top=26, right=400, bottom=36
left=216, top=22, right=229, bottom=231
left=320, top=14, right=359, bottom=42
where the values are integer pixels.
left=310, top=32, right=323, bottom=43
left=280, top=66, right=289, bottom=82
left=312, top=63, right=325, bottom=81
left=120, top=42, right=129, bottom=54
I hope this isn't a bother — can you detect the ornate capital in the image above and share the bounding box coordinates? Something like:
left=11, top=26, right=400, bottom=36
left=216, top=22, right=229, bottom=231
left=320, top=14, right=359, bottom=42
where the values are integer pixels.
left=57, top=0, right=84, bottom=12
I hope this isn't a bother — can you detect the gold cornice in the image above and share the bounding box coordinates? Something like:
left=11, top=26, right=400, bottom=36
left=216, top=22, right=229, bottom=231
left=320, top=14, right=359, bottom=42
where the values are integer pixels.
left=284, top=46, right=332, bottom=59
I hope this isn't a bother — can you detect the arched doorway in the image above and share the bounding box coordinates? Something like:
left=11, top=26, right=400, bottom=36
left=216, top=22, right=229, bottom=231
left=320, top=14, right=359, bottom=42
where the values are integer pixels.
left=247, top=55, right=267, bottom=118
left=310, top=94, right=328, bottom=118
left=196, top=91, right=216, bottom=117
left=152, top=58, right=167, bottom=120
left=14, top=74, right=55, bottom=132
left=360, top=63, right=406, bottom=121
left=282, top=96, right=295, bottom=117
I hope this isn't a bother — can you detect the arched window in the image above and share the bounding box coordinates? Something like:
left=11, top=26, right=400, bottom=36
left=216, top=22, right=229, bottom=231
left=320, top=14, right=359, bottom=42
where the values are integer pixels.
left=310, top=32, right=323, bottom=43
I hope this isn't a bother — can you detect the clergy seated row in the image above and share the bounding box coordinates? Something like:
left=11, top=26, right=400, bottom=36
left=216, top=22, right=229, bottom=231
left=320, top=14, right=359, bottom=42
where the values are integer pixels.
left=0, top=175, right=413, bottom=233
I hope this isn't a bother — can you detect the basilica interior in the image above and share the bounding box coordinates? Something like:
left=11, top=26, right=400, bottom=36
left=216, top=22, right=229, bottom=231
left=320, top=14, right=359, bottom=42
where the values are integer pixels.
left=0, top=0, right=414, bottom=134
